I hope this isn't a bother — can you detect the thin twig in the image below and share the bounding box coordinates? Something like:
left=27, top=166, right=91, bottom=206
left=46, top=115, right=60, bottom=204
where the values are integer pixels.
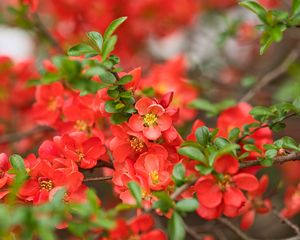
left=239, top=50, right=299, bottom=103
left=240, top=151, right=300, bottom=168
left=83, top=176, right=112, bottom=182
left=272, top=209, right=300, bottom=237
left=218, top=217, right=254, bottom=240
left=237, top=112, right=299, bottom=143
left=170, top=179, right=197, bottom=200
left=184, top=223, right=202, bottom=240
left=80, top=160, right=114, bottom=171
left=0, top=126, right=54, bottom=144
left=32, top=13, right=64, bottom=53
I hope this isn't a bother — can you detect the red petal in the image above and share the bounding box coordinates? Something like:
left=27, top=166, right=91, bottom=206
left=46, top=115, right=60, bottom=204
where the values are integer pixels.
left=214, top=155, right=239, bottom=174
left=128, top=114, right=144, bottom=132
left=135, top=98, right=154, bottom=115
left=143, top=126, right=161, bottom=140
left=196, top=203, right=223, bottom=220
left=233, top=173, right=259, bottom=191
left=224, top=187, right=246, bottom=207
left=196, top=178, right=222, bottom=208
left=157, top=114, right=172, bottom=131
left=240, top=210, right=255, bottom=230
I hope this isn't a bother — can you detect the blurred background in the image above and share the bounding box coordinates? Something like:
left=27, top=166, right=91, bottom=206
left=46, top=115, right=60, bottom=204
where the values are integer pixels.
left=0, top=0, right=299, bottom=239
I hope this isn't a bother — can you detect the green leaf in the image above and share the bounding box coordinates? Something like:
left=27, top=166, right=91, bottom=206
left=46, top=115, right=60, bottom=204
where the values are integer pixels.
left=102, top=35, right=118, bottom=61
left=86, top=31, right=103, bottom=51
left=9, top=154, right=27, bottom=174
left=103, top=17, right=127, bottom=43
left=127, top=181, right=142, bottom=207
left=265, top=149, right=277, bottom=158
left=152, top=192, right=173, bottom=213
left=178, top=146, right=206, bottom=163
left=250, top=106, right=275, bottom=120
left=260, top=157, right=274, bottom=166
left=68, top=44, right=97, bottom=56
left=105, top=100, right=122, bottom=113
left=293, top=97, right=300, bottom=110
left=243, top=144, right=262, bottom=154
left=239, top=1, right=267, bottom=24
left=172, top=163, right=186, bottom=186
left=270, top=122, right=286, bottom=132
left=292, top=0, right=300, bottom=16
left=282, top=136, right=300, bottom=151
left=117, top=75, right=133, bottom=85
left=195, top=126, right=210, bottom=146
left=168, top=212, right=185, bottom=240
left=176, top=198, right=198, bottom=212
left=228, top=128, right=240, bottom=141
left=86, top=66, right=116, bottom=84
left=195, top=164, right=213, bottom=175
left=189, top=99, right=217, bottom=115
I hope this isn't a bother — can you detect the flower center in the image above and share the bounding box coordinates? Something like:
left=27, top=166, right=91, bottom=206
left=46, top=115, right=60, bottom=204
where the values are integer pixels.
left=75, top=150, right=85, bottom=163
left=128, top=235, right=140, bottom=240
left=150, top=170, right=159, bottom=184
left=143, top=113, right=158, bottom=127
left=218, top=175, right=232, bottom=191
left=129, top=137, right=145, bottom=152
left=47, top=98, right=57, bottom=111
left=75, top=120, right=88, bottom=131
left=39, top=180, right=54, bottom=191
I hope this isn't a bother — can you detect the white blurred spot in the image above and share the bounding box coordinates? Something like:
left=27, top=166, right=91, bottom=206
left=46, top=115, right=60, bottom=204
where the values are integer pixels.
left=0, top=26, right=34, bottom=62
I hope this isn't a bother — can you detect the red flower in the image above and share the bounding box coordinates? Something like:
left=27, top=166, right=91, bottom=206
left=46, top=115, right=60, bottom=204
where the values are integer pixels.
left=104, top=214, right=166, bottom=240
left=240, top=175, right=272, bottom=230
left=0, top=153, right=12, bottom=199
left=281, top=183, right=300, bottom=218
left=135, top=151, right=171, bottom=191
left=196, top=155, right=259, bottom=219
left=128, top=97, right=172, bottom=140
left=110, top=124, right=148, bottom=163
left=32, top=82, right=64, bottom=125
left=40, top=132, right=106, bottom=169
left=19, top=157, right=83, bottom=204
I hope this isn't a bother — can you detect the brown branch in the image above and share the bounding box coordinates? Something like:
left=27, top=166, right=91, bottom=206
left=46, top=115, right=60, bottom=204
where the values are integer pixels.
left=83, top=176, right=112, bottom=182
left=0, top=126, right=54, bottom=144
left=218, top=217, right=254, bottom=240
left=272, top=209, right=300, bottom=237
left=240, top=151, right=300, bottom=168
left=184, top=223, right=202, bottom=240
left=32, top=13, right=64, bottom=53
left=239, top=50, right=299, bottom=103
left=237, top=112, right=299, bottom=143
left=80, top=160, right=114, bottom=171
left=170, top=179, right=197, bottom=200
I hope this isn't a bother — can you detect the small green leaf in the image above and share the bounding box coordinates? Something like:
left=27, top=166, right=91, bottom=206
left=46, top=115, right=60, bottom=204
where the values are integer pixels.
left=243, top=144, right=262, bottom=154
left=68, top=44, right=97, bottom=56
left=172, top=163, right=186, bottom=186
left=176, top=198, right=198, bottom=212
left=9, top=154, right=27, bottom=174
left=265, top=149, right=277, bottom=158
left=117, top=75, right=133, bottom=85
left=195, top=126, right=210, bottom=146
left=86, top=31, right=103, bottom=51
left=228, top=128, right=240, bottom=141
left=152, top=192, right=173, bottom=213
left=103, top=17, right=127, bottom=43
left=168, top=212, right=185, bottom=240
left=239, top=1, right=267, bottom=24
left=128, top=181, right=142, bottom=207
left=195, top=164, right=213, bottom=175
left=292, top=0, right=300, bottom=16
left=102, top=35, right=118, bottom=61
left=178, top=146, right=206, bottom=163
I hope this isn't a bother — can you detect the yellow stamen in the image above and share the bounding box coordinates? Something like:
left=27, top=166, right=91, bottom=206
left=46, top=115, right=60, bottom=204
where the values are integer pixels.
left=143, top=113, right=158, bottom=127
